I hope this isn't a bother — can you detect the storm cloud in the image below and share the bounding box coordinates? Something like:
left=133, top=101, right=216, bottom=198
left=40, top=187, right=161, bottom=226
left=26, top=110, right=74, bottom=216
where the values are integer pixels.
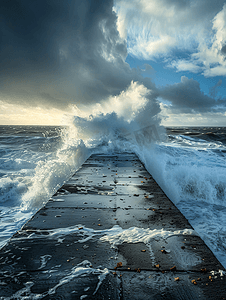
left=159, top=76, right=226, bottom=113
left=0, top=0, right=146, bottom=109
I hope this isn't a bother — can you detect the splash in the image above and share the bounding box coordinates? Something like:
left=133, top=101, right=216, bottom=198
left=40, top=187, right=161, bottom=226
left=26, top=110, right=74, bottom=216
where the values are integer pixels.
left=20, top=81, right=165, bottom=211
left=68, top=81, right=165, bottom=148
left=0, top=81, right=165, bottom=249
left=21, top=138, right=90, bottom=210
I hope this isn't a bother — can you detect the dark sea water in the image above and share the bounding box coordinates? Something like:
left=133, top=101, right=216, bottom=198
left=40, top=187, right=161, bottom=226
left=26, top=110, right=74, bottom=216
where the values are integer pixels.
left=0, top=125, right=226, bottom=268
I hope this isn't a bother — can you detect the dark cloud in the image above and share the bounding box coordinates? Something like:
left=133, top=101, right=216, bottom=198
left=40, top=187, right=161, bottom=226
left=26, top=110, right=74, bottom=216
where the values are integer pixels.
left=0, top=0, right=146, bottom=109
left=159, top=76, right=226, bottom=113
left=221, top=45, right=226, bottom=55
left=188, top=0, right=225, bottom=19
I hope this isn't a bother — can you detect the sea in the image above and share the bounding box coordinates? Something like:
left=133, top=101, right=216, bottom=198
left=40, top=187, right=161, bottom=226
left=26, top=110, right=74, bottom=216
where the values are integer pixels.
left=1, top=124, right=226, bottom=270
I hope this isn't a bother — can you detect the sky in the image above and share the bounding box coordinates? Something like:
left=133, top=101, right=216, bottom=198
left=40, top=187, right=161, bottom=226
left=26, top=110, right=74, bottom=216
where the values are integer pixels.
left=0, top=0, right=226, bottom=126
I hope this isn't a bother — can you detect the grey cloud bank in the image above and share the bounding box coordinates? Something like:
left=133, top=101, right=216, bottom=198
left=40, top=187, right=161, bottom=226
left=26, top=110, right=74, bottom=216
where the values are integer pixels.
left=159, top=77, right=226, bottom=114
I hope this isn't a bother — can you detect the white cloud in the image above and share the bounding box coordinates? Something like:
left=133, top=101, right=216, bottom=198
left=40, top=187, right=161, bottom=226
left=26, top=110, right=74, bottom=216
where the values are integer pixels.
left=203, top=65, right=226, bottom=77
left=170, top=60, right=203, bottom=73
left=129, top=34, right=177, bottom=59
left=191, top=4, right=226, bottom=77
left=115, top=0, right=226, bottom=77
left=115, top=0, right=194, bottom=58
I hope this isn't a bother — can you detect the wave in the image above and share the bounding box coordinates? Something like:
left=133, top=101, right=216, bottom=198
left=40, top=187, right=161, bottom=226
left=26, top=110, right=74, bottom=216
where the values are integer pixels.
left=1, top=83, right=226, bottom=267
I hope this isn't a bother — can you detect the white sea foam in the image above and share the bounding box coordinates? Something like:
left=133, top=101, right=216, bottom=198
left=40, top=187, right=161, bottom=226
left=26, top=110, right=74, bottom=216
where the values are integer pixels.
left=38, top=255, right=52, bottom=270
left=1, top=260, right=109, bottom=299
left=99, top=226, right=195, bottom=246
left=21, top=224, right=195, bottom=246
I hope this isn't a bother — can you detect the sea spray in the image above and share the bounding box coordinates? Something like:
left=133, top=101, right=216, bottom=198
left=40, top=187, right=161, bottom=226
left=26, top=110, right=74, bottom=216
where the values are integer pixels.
left=0, top=126, right=91, bottom=247
left=132, top=130, right=226, bottom=267
left=19, top=80, right=165, bottom=210
left=68, top=81, right=165, bottom=145
left=21, top=138, right=90, bottom=210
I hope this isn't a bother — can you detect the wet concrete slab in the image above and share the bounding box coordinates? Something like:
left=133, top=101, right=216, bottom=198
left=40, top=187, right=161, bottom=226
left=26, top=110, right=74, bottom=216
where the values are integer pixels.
left=23, top=207, right=117, bottom=230
left=0, top=152, right=225, bottom=299
left=119, top=270, right=226, bottom=300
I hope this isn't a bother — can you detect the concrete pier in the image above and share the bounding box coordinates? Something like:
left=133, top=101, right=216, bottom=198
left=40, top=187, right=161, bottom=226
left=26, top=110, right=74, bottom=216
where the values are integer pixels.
left=0, top=152, right=226, bottom=299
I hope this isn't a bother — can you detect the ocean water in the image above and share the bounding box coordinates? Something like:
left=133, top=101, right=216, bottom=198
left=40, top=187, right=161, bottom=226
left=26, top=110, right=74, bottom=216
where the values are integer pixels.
left=1, top=124, right=226, bottom=270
